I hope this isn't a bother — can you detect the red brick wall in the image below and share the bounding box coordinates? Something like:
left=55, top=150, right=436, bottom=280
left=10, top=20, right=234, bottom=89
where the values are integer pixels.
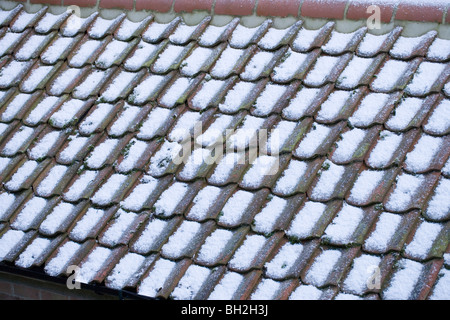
left=4, top=0, right=450, bottom=23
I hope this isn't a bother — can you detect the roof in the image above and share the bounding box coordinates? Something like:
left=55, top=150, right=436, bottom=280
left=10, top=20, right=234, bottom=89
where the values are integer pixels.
left=0, top=1, right=449, bottom=300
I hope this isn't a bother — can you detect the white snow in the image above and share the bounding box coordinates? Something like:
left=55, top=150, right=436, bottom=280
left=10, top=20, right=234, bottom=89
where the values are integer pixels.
left=172, top=264, right=211, bottom=300
left=197, top=228, right=233, bottom=264
left=89, top=16, right=116, bottom=38
left=0, top=61, right=30, bottom=87
left=241, top=51, right=273, bottom=81
left=316, top=90, right=352, bottom=122
left=227, top=115, right=264, bottom=150
left=358, top=32, right=388, bottom=56
left=58, top=135, right=89, bottom=163
left=208, top=271, right=243, bottom=300
left=190, top=79, right=225, bottom=110
left=124, top=40, right=158, bottom=71
left=120, top=175, right=158, bottom=211
left=251, top=278, right=280, bottom=300
left=130, top=74, right=165, bottom=105
left=273, top=160, right=308, bottom=195
left=132, top=218, right=168, bottom=253
left=16, top=237, right=51, bottom=268
left=70, top=208, right=105, bottom=241
left=218, top=81, right=256, bottom=113
left=429, top=269, right=450, bottom=300
left=390, top=31, right=437, bottom=58
left=91, top=173, right=127, bottom=206
left=252, top=196, right=287, bottom=234
left=79, top=103, right=114, bottom=135
left=160, top=77, right=192, bottom=108
left=199, top=24, right=228, bottom=46
left=169, top=23, right=196, bottom=44
left=21, top=64, right=54, bottom=92
left=109, top=105, right=141, bottom=137
left=11, top=196, right=47, bottom=231
left=117, top=139, right=148, bottom=173
left=101, top=210, right=137, bottom=246
left=73, top=69, right=107, bottom=99
left=142, top=21, right=172, bottom=42
left=218, top=190, right=254, bottom=226
left=138, top=258, right=176, bottom=297
left=404, top=221, right=442, bottom=259
left=0, top=192, right=15, bottom=220
left=304, top=56, right=339, bottom=86
left=289, top=285, right=322, bottom=300
left=332, top=128, right=366, bottom=163
left=168, top=111, right=201, bottom=142
left=78, top=246, right=112, bottom=284
left=44, top=241, right=81, bottom=276
left=424, top=99, right=450, bottom=135
left=371, top=60, right=408, bottom=92
left=196, top=114, right=233, bottom=147
left=426, top=178, right=450, bottom=220
left=0, top=32, right=23, bottom=57
left=305, top=249, right=341, bottom=287
left=211, top=46, right=244, bottom=78
left=1, top=93, right=32, bottom=122
left=11, top=11, right=37, bottom=32
left=295, top=123, right=327, bottom=158
left=383, top=259, right=423, bottom=300
left=272, top=49, right=308, bottom=82
left=267, top=120, right=296, bottom=155
left=337, top=56, right=373, bottom=88
left=64, top=170, right=98, bottom=202
left=116, top=18, right=147, bottom=40
left=35, top=12, right=64, bottom=33
left=36, top=165, right=68, bottom=197
left=364, top=212, right=402, bottom=252
left=323, top=204, right=364, bottom=245
left=15, top=34, right=47, bottom=60
left=322, top=30, right=357, bottom=54
left=5, top=160, right=38, bottom=191
left=427, top=38, right=450, bottom=61
left=252, top=83, right=287, bottom=116
left=0, top=229, right=25, bottom=261
left=39, top=201, right=75, bottom=235
left=348, top=170, right=384, bottom=205
left=101, top=70, right=138, bottom=102
left=264, top=242, right=304, bottom=279
left=407, top=61, right=446, bottom=96
left=349, top=93, right=390, bottom=127
left=292, top=26, right=323, bottom=52
left=152, top=44, right=185, bottom=73
left=282, top=87, right=320, bottom=120
left=85, top=139, right=119, bottom=169
left=96, top=40, right=130, bottom=68
left=41, top=36, right=74, bottom=64
left=367, top=130, right=402, bottom=168
left=404, top=134, right=442, bottom=172
left=70, top=40, right=102, bottom=67
left=287, top=201, right=326, bottom=239
left=230, top=24, right=259, bottom=48
left=49, top=67, right=83, bottom=96
left=385, top=173, right=424, bottom=212
left=259, top=27, right=289, bottom=49
left=148, top=140, right=182, bottom=176
left=2, top=125, right=34, bottom=156
left=49, top=99, right=86, bottom=128
left=310, top=160, right=345, bottom=200
left=136, top=107, right=172, bottom=140
left=180, top=46, right=213, bottom=76
left=241, top=155, right=278, bottom=187
left=343, top=254, right=381, bottom=295
left=106, top=252, right=145, bottom=290
left=153, top=182, right=188, bottom=217
left=161, top=220, right=201, bottom=258
left=186, top=185, right=221, bottom=220
left=208, top=152, right=244, bottom=184
left=178, top=148, right=212, bottom=180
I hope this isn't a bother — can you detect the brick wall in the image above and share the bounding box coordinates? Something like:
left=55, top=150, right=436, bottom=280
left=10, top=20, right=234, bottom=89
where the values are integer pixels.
left=4, top=0, right=450, bottom=23
left=0, top=271, right=118, bottom=300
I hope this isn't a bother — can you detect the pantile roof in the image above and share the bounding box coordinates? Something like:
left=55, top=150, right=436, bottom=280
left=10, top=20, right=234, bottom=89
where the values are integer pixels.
left=0, top=1, right=449, bottom=300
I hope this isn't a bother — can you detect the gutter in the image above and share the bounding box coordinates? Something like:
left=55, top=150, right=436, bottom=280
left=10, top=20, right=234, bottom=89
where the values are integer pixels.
left=0, top=262, right=157, bottom=300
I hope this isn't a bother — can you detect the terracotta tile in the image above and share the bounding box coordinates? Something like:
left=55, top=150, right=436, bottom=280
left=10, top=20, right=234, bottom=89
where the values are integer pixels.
left=259, top=20, right=303, bottom=51
left=0, top=189, right=32, bottom=223
left=229, top=19, right=272, bottom=49
left=301, top=0, right=347, bottom=19
left=26, top=126, right=69, bottom=160
left=272, top=49, right=321, bottom=84
left=40, top=33, right=84, bottom=65
left=395, top=3, right=445, bottom=23
left=214, top=0, right=256, bottom=16
left=256, top=0, right=301, bottom=17
left=62, top=167, right=112, bottom=202
left=322, top=27, right=367, bottom=56
left=99, top=68, right=146, bottom=103
left=33, top=162, right=82, bottom=198
left=356, top=26, right=403, bottom=58
left=96, top=38, right=140, bottom=70
left=46, top=63, right=91, bottom=96
left=39, top=200, right=89, bottom=236
left=390, top=30, right=437, bottom=60
left=304, top=53, right=353, bottom=87
left=181, top=42, right=227, bottom=78
left=187, top=74, right=236, bottom=111
left=64, top=0, right=97, bottom=6
left=0, top=5, right=22, bottom=28
left=114, top=15, right=153, bottom=42
left=135, top=0, right=174, bottom=12
left=67, top=34, right=110, bottom=68
left=1, top=90, right=42, bottom=123
left=0, top=154, right=24, bottom=184
left=10, top=195, right=59, bottom=231
left=60, top=12, right=98, bottom=37
left=174, top=0, right=214, bottom=13
left=346, top=0, right=396, bottom=23
left=72, top=67, right=118, bottom=100
left=14, top=30, right=57, bottom=61
left=35, top=10, right=70, bottom=34
left=0, top=124, right=46, bottom=158
left=0, top=58, right=34, bottom=89
left=292, top=22, right=335, bottom=53
left=150, top=42, right=196, bottom=75
left=142, top=17, right=181, bottom=44
left=15, top=234, right=65, bottom=268
left=0, top=228, right=35, bottom=262
left=124, top=39, right=169, bottom=72
left=9, top=7, right=47, bottom=33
